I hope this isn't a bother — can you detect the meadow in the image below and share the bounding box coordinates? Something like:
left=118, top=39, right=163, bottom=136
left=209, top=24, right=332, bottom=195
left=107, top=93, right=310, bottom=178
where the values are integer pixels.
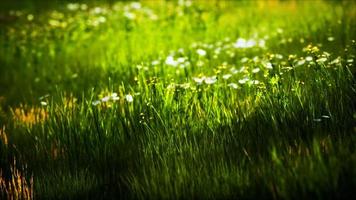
left=0, top=0, right=356, bottom=199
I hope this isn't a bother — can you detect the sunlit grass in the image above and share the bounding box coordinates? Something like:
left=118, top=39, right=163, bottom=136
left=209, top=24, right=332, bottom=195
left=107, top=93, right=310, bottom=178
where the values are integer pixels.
left=0, top=0, right=355, bottom=199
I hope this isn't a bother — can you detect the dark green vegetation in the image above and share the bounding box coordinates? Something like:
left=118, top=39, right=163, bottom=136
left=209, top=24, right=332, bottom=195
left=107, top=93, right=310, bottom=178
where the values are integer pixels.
left=0, top=0, right=356, bottom=199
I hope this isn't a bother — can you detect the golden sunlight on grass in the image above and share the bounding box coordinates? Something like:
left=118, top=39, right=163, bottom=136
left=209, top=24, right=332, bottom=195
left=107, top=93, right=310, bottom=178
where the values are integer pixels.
left=0, top=126, right=8, bottom=146
left=0, top=159, right=34, bottom=200
left=11, top=105, right=48, bottom=126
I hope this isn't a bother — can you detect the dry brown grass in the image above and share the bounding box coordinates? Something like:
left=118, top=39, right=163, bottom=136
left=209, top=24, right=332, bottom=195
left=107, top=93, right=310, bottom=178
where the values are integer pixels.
left=0, top=159, right=34, bottom=200
left=11, top=105, right=48, bottom=126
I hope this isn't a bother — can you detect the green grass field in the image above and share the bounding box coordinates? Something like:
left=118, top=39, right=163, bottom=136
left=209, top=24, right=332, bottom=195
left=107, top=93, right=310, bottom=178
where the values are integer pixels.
left=0, top=0, right=355, bottom=199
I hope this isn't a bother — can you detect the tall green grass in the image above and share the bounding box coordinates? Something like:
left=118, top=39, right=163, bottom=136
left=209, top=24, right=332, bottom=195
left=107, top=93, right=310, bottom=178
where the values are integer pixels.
left=0, top=0, right=355, bottom=199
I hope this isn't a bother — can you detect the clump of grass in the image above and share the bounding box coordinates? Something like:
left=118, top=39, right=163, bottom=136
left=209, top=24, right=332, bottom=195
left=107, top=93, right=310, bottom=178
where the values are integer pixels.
left=0, top=158, right=34, bottom=200
left=10, top=105, right=48, bottom=127
left=0, top=0, right=355, bottom=199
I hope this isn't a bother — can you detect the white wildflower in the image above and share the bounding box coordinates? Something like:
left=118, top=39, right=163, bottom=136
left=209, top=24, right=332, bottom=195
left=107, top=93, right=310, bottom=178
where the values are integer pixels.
left=330, top=57, right=341, bottom=65
left=296, top=59, right=305, bottom=66
left=92, top=100, right=101, bottom=106
left=250, top=80, right=260, bottom=85
left=151, top=60, right=160, bottom=66
left=305, top=56, right=313, bottom=62
left=234, top=38, right=257, bottom=48
left=165, top=55, right=178, bottom=67
left=316, top=57, right=327, bottom=63
left=241, top=57, right=249, bottom=63
left=204, top=76, right=217, bottom=84
left=230, top=68, right=238, bottom=74
left=177, top=57, right=186, bottom=63
left=101, top=96, right=110, bottom=102
left=67, top=3, right=79, bottom=11
left=180, top=83, right=191, bottom=89
left=275, top=54, right=283, bottom=59
left=265, top=62, right=273, bottom=69
left=111, top=93, right=120, bottom=101
left=112, top=96, right=120, bottom=101
left=125, top=94, right=133, bottom=102
left=238, top=77, right=249, bottom=84
left=227, top=83, right=238, bottom=89
left=197, top=49, right=207, bottom=56
left=327, top=37, right=335, bottom=42
left=252, top=68, right=260, bottom=73
left=193, top=77, right=204, bottom=84
left=93, top=7, right=103, bottom=14
left=223, top=74, right=232, bottom=80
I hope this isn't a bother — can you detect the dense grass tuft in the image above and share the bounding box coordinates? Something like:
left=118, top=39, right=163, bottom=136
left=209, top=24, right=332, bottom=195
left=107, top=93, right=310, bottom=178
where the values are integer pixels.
left=0, top=0, right=355, bottom=199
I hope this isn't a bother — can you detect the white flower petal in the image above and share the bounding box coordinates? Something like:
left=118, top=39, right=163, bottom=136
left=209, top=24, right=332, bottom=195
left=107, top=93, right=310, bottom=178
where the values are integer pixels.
left=223, top=74, right=232, bottom=80
left=227, top=83, right=238, bottom=89
left=125, top=94, right=133, bottom=102
left=204, top=76, right=217, bottom=84
left=196, top=49, right=207, bottom=56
